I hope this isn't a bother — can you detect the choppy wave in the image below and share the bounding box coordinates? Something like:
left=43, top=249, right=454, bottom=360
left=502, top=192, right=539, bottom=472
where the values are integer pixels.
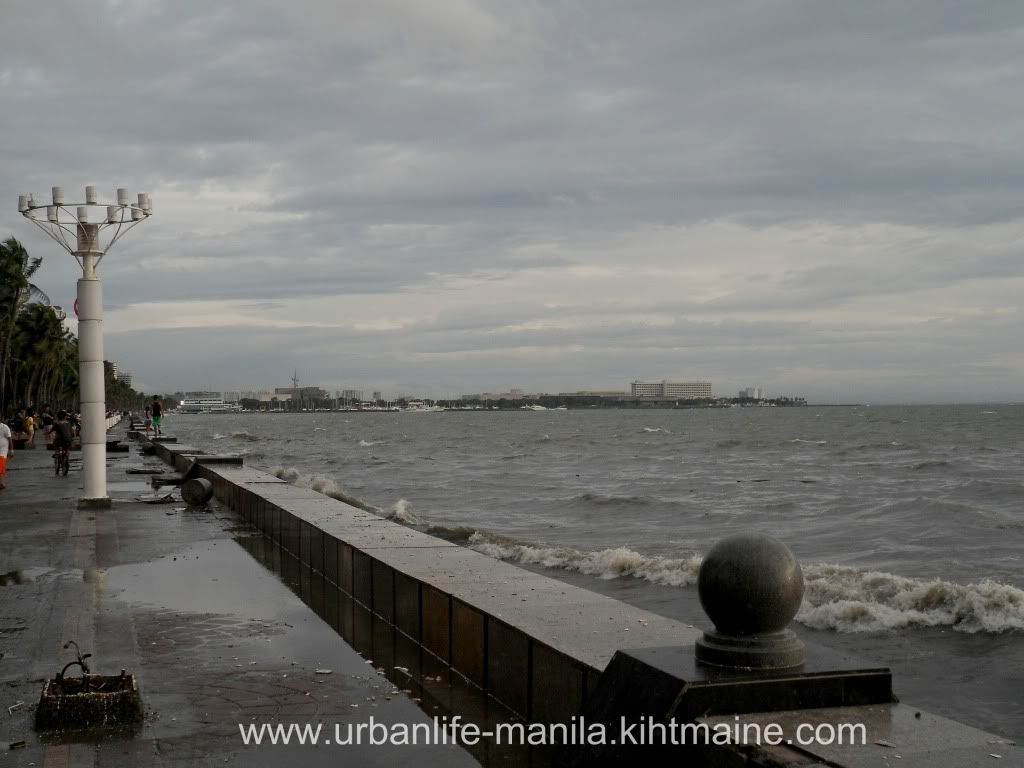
left=642, top=427, right=670, bottom=434
left=359, top=439, right=384, bottom=447
left=912, top=460, right=951, bottom=471
left=573, top=492, right=655, bottom=507
left=716, top=439, right=743, bottom=448
left=271, top=466, right=380, bottom=513
left=790, top=438, right=827, bottom=445
left=389, top=499, right=419, bottom=524
left=799, top=563, right=1024, bottom=633
left=453, top=530, right=1024, bottom=634
left=466, top=531, right=703, bottom=587
left=212, top=432, right=227, bottom=440
left=231, top=430, right=262, bottom=442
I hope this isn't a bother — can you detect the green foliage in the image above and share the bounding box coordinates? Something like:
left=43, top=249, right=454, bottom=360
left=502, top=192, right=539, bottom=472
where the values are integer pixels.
left=0, top=237, right=146, bottom=416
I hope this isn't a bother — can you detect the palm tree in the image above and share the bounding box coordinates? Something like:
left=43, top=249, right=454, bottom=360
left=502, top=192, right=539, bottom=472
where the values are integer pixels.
left=12, top=303, right=66, bottom=408
left=0, top=237, right=50, bottom=413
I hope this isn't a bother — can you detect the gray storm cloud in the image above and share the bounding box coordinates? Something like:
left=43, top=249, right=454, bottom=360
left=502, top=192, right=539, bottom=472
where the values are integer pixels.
left=2, top=1, right=1022, bottom=401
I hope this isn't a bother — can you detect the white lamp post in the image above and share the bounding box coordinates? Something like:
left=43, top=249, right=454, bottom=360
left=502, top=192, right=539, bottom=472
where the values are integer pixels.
left=19, top=186, right=152, bottom=508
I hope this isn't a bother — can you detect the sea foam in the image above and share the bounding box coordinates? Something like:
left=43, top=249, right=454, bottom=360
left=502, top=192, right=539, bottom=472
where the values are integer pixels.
left=466, top=531, right=702, bottom=587
left=460, top=531, right=1024, bottom=634
left=271, top=466, right=380, bottom=513
left=798, top=563, right=1024, bottom=633
left=389, top=498, right=419, bottom=524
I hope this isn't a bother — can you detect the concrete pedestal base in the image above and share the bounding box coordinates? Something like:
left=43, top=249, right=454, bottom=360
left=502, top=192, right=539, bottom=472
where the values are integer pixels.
left=78, top=496, right=112, bottom=510
left=560, top=644, right=892, bottom=766
left=695, top=627, right=805, bottom=669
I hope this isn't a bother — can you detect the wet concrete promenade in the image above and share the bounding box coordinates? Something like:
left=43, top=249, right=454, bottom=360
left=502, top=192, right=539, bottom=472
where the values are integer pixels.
left=2, top=428, right=1019, bottom=767
left=0, top=438, right=480, bottom=766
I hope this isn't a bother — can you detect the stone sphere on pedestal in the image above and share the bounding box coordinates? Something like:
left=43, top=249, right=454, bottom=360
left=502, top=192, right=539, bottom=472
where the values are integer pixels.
left=695, top=533, right=805, bottom=670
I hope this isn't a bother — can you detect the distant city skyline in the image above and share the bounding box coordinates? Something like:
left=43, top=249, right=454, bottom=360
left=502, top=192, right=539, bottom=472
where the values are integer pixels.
left=5, top=3, right=1022, bottom=405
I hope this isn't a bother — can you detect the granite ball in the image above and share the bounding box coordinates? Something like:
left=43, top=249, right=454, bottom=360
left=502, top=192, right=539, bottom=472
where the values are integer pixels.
left=698, top=533, right=804, bottom=636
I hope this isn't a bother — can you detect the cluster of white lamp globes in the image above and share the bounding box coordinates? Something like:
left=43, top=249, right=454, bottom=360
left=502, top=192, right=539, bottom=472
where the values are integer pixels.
left=17, top=186, right=153, bottom=508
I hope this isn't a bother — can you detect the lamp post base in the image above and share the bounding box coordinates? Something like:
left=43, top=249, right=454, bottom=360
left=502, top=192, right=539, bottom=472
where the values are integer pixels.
left=78, top=496, right=112, bottom=510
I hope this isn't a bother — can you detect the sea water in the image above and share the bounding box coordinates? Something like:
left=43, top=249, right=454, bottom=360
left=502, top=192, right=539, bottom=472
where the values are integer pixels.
left=172, top=405, right=1023, bottom=739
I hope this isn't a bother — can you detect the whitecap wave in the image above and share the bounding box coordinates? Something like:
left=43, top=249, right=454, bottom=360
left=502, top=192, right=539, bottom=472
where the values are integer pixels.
left=271, top=466, right=380, bottom=513
left=231, top=430, right=261, bottom=442
left=642, top=427, right=670, bottom=433
left=359, top=439, right=384, bottom=447
left=790, top=438, right=826, bottom=445
left=466, top=532, right=702, bottom=587
left=212, top=433, right=227, bottom=440
left=798, top=563, right=1024, bottom=634
left=389, top=498, right=419, bottom=524
left=460, top=531, right=1024, bottom=634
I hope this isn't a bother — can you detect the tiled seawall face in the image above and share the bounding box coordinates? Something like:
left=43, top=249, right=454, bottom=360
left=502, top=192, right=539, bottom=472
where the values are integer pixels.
left=165, top=454, right=701, bottom=723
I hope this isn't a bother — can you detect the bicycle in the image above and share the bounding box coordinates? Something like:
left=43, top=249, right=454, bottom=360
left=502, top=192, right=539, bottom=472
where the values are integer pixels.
left=53, top=445, right=70, bottom=476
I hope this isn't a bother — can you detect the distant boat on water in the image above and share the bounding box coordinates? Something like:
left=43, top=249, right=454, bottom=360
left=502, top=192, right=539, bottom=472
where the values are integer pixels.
left=178, top=396, right=244, bottom=414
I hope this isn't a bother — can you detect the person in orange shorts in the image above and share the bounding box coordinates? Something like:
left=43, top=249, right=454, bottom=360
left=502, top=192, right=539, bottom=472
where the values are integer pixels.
left=0, top=418, right=12, bottom=491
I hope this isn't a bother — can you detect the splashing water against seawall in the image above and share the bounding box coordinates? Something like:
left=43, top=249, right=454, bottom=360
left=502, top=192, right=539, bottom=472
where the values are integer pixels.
left=271, top=466, right=380, bottom=513
left=464, top=531, right=703, bottom=587
left=389, top=499, right=419, bottom=524
left=454, top=531, right=1024, bottom=634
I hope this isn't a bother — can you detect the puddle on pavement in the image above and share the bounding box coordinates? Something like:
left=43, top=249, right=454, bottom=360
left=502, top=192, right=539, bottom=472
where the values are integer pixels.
left=234, top=533, right=543, bottom=768
left=102, top=521, right=542, bottom=766
left=105, top=540, right=279, bottom=616
left=0, top=567, right=86, bottom=586
left=106, top=481, right=156, bottom=494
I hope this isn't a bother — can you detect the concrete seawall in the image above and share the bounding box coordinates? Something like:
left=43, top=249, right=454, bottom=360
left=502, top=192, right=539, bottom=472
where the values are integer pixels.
left=150, top=442, right=1020, bottom=766
left=151, top=441, right=700, bottom=724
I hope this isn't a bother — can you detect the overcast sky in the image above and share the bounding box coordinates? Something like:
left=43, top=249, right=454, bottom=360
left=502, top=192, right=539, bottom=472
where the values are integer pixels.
left=3, top=1, right=1022, bottom=402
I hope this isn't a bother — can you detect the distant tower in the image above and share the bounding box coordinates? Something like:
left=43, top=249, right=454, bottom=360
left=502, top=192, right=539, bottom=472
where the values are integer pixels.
left=291, top=369, right=300, bottom=390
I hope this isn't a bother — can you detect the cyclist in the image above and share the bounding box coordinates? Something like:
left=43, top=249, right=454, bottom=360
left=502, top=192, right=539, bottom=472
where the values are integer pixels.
left=53, top=410, right=74, bottom=473
left=40, top=405, right=55, bottom=449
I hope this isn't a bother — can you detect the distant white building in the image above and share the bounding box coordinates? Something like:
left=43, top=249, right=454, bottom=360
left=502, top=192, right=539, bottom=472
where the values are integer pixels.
left=223, top=390, right=279, bottom=403
left=116, top=371, right=133, bottom=388
left=738, top=387, right=765, bottom=399
left=341, top=389, right=363, bottom=402
left=558, top=390, right=627, bottom=397
left=631, top=380, right=713, bottom=399
left=461, top=388, right=533, bottom=401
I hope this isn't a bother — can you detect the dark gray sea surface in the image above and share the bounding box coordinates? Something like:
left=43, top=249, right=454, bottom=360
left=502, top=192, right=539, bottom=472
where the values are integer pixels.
left=168, top=405, right=1023, bottom=739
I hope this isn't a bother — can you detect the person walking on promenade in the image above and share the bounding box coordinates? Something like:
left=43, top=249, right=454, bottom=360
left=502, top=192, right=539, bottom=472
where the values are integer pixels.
left=151, top=396, right=163, bottom=436
left=0, top=417, right=12, bottom=491
left=25, top=408, right=36, bottom=448
left=144, top=406, right=152, bottom=436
